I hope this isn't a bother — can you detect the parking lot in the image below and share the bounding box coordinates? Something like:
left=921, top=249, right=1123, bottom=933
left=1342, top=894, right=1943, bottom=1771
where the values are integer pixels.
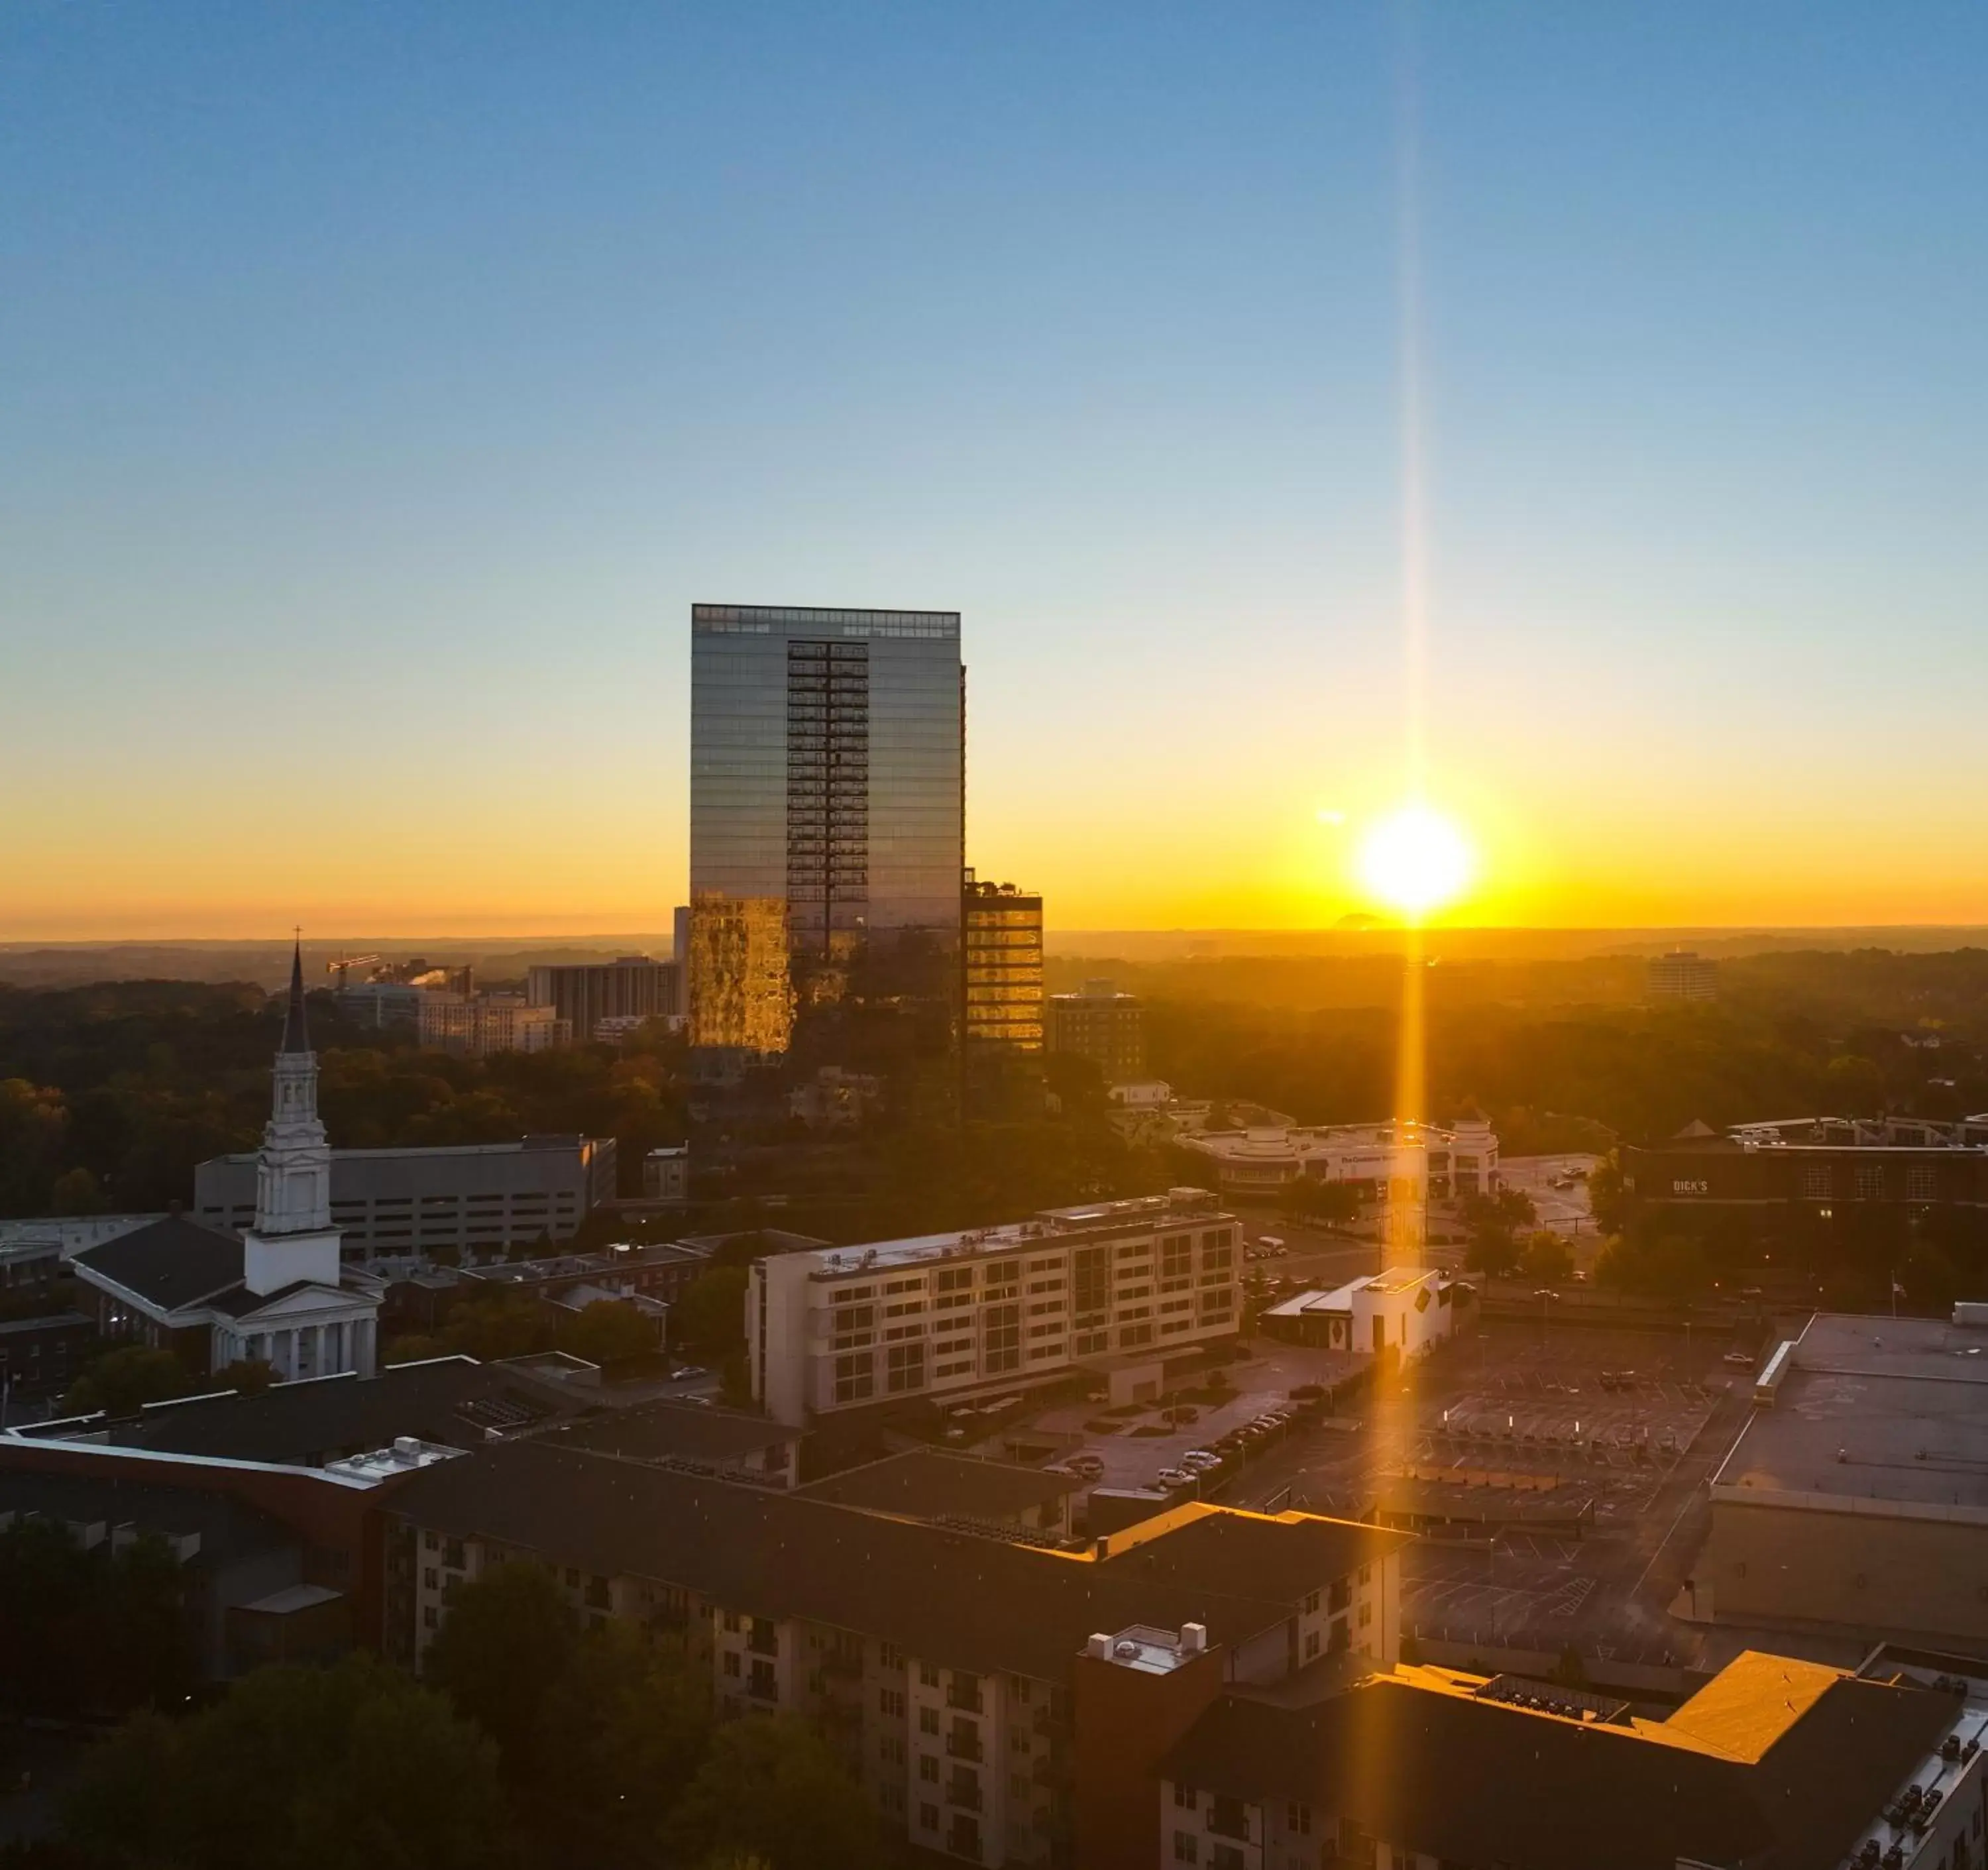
left=1020, top=1341, right=1366, bottom=1494
left=999, top=1316, right=1749, bottom=1667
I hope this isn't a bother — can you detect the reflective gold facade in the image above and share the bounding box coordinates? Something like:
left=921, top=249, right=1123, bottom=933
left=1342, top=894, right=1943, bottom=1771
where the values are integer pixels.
left=962, top=874, right=1044, bottom=1050
left=686, top=893, right=794, bottom=1065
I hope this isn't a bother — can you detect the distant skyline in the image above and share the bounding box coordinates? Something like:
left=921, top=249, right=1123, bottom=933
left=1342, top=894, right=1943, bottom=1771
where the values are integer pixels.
left=4, top=3, right=1984, bottom=938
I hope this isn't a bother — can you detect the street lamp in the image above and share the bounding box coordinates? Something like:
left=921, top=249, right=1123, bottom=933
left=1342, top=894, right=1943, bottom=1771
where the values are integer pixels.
left=1534, top=1288, right=1559, bottom=1348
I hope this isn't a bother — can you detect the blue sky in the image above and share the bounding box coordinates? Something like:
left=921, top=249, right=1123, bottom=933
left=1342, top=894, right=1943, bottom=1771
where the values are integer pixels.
left=3, top=1, right=1983, bottom=934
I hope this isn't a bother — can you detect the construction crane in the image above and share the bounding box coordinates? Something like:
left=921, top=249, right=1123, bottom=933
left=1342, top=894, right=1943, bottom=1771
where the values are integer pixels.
left=326, top=952, right=382, bottom=988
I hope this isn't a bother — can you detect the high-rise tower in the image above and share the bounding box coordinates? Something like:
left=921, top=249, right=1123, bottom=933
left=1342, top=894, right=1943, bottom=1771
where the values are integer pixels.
left=689, top=604, right=965, bottom=1069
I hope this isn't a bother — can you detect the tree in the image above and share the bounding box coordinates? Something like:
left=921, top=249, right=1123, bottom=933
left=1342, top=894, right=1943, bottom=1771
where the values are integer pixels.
left=49, top=1166, right=105, bottom=1216
left=1586, top=1152, right=1628, bottom=1233
left=439, top=1292, right=555, bottom=1363
left=64, top=1345, right=192, bottom=1417
left=1461, top=1186, right=1537, bottom=1278
left=421, top=1561, right=580, bottom=1775
left=527, top=1622, right=712, bottom=1863
left=62, top=1654, right=509, bottom=1870
left=382, top=1333, right=449, bottom=1366
left=209, top=1357, right=276, bottom=1395
left=673, top=1266, right=749, bottom=1356
left=663, top=1715, right=877, bottom=1870
left=1518, top=1231, right=1574, bottom=1285
left=558, top=1299, right=658, bottom=1368
left=1825, top=1052, right=1886, bottom=1117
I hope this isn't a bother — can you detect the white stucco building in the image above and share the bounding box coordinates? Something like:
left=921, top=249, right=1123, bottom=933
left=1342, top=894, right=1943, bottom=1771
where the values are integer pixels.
left=747, top=1189, right=1242, bottom=1426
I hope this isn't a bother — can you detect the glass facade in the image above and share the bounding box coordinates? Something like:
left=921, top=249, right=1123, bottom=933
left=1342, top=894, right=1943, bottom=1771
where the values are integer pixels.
left=690, top=605, right=964, bottom=1058
left=962, top=877, right=1044, bottom=1049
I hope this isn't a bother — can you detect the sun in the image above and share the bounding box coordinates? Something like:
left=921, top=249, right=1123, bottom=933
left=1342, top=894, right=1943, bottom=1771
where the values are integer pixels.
left=1355, top=802, right=1475, bottom=920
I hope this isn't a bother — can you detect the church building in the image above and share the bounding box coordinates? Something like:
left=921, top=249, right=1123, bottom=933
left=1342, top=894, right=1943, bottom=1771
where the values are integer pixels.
left=72, top=943, right=382, bottom=1384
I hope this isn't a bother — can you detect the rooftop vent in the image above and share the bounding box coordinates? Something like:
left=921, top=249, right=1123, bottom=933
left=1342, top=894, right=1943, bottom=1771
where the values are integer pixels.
left=1181, top=1622, right=1207, bottom=1655
left=1085, top=1633, right=1112, bottom=1660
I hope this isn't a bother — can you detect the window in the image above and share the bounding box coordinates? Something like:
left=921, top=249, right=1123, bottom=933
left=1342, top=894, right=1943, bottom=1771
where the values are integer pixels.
left=1908, top=1164, right=1937, bottom=1201
left=1802, top=1162, right=1832, bottom=1200
left=1329, top=1578, right=1351, bottom=1612
left=1173, top=1832, right=1199, bottom=1863
left=879, top=1687, right=906, bottom=1718
left=880, top=1641, right=903, bottom=1670
left=920, top=1706, right=940, bottom=1735
left=723, top=1652, right=741, bottom=1677
left=919, top=1804, right=938, bottom=1832
left=886, top=1341, right=927, bottom=1394
left=1358, top=1602, right=1373, bottom=1628
left=1211, top=1848, right=1244, bottom=1870
left=422, top=1605, right=437, bottom=1629
left=834, top=1350, right=874, bottom=1404
left=1301, top=1590, right=1319, bottom=1614
left=1303, top=1630, right=1321, bottom=1661
left=1287, top=1802, right=1311, bottom=1836
left=1855, top=1163, right=1887, bottom=1201
left=1120, top=1321, right=1154, bottom=1348
left=1358, top=1564, right=1371, bottom=1586
left=722, top=1609, right=742, bottom=1633
left=983, top=1304, right=1022, bottom=1374
left=1174, top=1783, right=1197, bottom=1810
left=920, top=1662, right=941, bottom=1687
left=423, top=1568, right=439, bottom=1590
left=880, top=1733, right=905, bottom=1765
left=919, top=1754, right=939, bottom=1783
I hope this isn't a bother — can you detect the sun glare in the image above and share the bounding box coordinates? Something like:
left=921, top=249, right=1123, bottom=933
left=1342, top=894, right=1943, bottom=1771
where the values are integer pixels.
left=1356, top=802, right=1474, bottom=920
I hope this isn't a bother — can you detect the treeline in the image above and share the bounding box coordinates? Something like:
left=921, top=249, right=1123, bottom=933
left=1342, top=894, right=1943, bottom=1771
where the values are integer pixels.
left=0, top=982, right=687, bottom=1216
left=18, top=1559, right=877, bottom=1870
left=1149, top=991, right=1988, bottom=1148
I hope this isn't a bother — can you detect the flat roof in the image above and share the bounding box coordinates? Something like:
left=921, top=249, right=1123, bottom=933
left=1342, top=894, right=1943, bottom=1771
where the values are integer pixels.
left=796, top=1449, right=1079, bottom=1521
left=793, top=1192, right=1230, bottom=1274
left=1712, top=1312, right=1988, bottom=1521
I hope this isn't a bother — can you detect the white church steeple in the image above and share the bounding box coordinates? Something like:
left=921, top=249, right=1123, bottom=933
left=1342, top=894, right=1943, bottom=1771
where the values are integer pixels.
left=243, top=938, right=341, bottom=1295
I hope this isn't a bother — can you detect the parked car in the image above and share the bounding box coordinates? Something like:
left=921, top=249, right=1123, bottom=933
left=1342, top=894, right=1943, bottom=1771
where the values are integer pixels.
left=1155, top=1468, right=1195, bottom=1489
left=1180, top=1450, right=1223, bottom=1472
left=672, top=1364, right=710, bottom=1381
left=1066, top=1453, right=1105, bottom=1479
left=1722, top=1350, right=1755, bottom=1368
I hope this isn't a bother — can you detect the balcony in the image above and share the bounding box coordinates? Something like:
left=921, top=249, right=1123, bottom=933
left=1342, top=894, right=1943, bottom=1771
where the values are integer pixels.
left=945, top=1731, right=984, bottom=1763
left=946, top=1687, right=984, bottom=1715
left=945, top=1779, right=984, bottom=1813
left=945, top=1824, right=983, bottom=1863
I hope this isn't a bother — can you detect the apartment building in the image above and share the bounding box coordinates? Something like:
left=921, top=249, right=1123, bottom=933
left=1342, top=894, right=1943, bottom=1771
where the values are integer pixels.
left=417, top=991, right=566, bottom=1056
left=1046, top=980, right=1146, bottom=1083
left=747, top=1189, right=1242, bottom=1426
left=195, top=1134, right=617, bottom=1257
left=385, top=1437, right=1405, bottom=1870
left=525, top=956, right=682, bottom=1033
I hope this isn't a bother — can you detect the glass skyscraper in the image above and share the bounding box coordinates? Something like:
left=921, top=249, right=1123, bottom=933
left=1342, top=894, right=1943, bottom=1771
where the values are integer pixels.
left=689, top=604, right=964, bottom=1064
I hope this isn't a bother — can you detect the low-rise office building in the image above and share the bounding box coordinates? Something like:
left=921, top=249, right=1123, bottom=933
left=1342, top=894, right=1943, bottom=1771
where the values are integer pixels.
left=1176, top=1117, right=1500, bottom=1219
left=1691, top=1307, right=1988, bottom=1651
left=1624, top=1114, right=1988, bottom=1215
left=1147, top=1647, right=1981, bottom=1870
left=1258, top=1268, right=1471, bottom=1360
left=195, top=1133, right=617, bottom=1258
left=747, top=1189, right=1241, bottom=1426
